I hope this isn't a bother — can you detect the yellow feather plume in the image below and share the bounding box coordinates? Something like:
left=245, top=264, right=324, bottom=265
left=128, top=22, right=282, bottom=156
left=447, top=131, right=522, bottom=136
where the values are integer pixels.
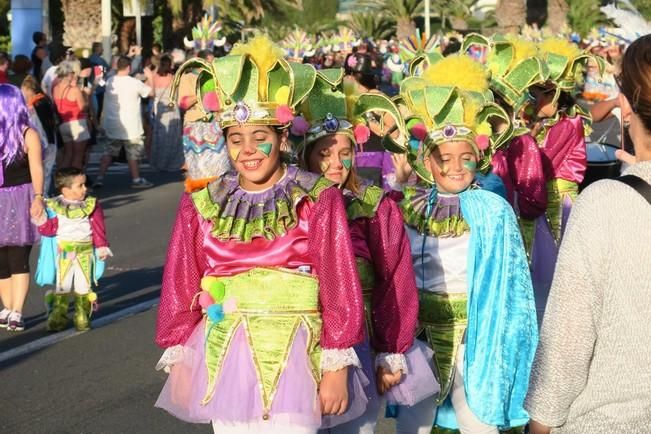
left=505, top=35, right=538, bottom=68
left=231, top=34, right=285, bottom=100
left=422, top=54, right=490, bottom=95
left=539, top=37, right=581, bottom=61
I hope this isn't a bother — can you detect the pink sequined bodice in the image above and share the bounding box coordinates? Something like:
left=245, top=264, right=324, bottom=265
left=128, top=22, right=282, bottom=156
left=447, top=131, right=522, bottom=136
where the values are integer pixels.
left=200, top=200, right=314, bottom=276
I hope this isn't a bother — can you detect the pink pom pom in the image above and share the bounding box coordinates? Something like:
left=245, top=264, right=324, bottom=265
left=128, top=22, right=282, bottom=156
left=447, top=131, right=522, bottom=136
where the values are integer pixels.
left=475, top=135, right=490, bottom=151
left=353, top=124, right=371, bottom=145
left=222, top=297, right=238, bottom=314
left=411, top=123, right=427, bottom=141
left=178, top=96, right=189, bottom=110
left=276, top=105, right=295, bottom=124
left=202, top=92, right=220, bottom=112
left=198, top=291, right=215, bottom=309
left=290, top=116, right=310, bottom=136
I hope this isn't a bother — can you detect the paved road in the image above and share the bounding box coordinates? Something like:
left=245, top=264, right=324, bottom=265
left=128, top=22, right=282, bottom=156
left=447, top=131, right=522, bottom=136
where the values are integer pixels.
left=0, top=157, right=397, bottom=433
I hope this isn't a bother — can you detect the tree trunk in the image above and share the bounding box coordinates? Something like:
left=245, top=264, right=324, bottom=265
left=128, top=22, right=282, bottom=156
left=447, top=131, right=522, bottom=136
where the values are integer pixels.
left=119, top=18, right=136, bottom=54
left=62, top=0, right=103, bottom=50
left=547, top=0, right=568, bottom=33
left=396, top=17, right=416, bottom=41
left=495, top=0, right=526, bottom=34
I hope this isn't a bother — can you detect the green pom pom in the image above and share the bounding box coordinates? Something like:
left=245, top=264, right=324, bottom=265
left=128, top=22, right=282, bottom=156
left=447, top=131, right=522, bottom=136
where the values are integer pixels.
left=406, top=118, right=421, bottom=130
left=208, top=281, right=226, bottom=303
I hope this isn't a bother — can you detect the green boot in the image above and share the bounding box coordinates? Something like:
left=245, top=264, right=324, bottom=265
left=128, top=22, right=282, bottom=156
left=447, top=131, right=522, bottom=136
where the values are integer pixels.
left=46, top=294, right=70, bottom=332
left=73, top=294, right=93, bottom=331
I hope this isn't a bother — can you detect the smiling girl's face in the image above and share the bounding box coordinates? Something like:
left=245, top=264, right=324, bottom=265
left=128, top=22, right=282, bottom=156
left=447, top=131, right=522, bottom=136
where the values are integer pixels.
left=307, top=134, right=354, bottom=186
left=225, top=124, right=287, bottom=191
left=425, top=141, right=478, bottom=194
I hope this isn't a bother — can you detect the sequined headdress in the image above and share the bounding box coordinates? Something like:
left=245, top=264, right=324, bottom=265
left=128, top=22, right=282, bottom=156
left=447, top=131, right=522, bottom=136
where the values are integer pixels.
left=461, top=33, right=548, bottom=134
left=171, top=35, right=317, bottom=128
left=183, top=16, right=227, bottom=51
left=537, top=37, right=604, bottom=102
left=292, top=68, right=405, bottom=157
left=384, top=54, right=512, bottom=184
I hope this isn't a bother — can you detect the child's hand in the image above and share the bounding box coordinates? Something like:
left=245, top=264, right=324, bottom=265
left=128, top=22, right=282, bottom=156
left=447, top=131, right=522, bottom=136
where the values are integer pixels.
left=376, top=366, right=402, bottom=395
left=96, top=247, right=113, bottom=261
left=319, top=367, right=349, bottom=415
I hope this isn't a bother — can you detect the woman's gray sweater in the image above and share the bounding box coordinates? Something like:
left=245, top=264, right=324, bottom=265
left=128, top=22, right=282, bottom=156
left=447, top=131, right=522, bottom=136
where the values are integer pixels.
left=524, top=161, right=651, bottom=433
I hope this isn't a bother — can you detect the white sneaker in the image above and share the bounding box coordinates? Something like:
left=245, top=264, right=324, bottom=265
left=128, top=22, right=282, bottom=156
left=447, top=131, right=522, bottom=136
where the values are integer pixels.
left=131, top=177, right=153, bottom=189
left=0, top=308, right=11, bottom=328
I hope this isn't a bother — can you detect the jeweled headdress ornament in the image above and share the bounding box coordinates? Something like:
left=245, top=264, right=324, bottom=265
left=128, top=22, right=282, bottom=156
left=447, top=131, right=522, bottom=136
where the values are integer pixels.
left=384, top=55, right=512, bottom=184
left=171, top=35, right=317, bottom=128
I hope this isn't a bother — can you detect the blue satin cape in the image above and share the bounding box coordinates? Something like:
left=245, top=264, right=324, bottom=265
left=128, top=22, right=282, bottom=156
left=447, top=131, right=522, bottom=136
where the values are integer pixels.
left=434, top=189, right=538, bottom=429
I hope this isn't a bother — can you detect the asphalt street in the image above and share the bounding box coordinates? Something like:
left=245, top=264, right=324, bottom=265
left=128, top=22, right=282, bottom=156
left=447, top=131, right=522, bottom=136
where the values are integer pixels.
left=0, top=158, right=396, bottom=434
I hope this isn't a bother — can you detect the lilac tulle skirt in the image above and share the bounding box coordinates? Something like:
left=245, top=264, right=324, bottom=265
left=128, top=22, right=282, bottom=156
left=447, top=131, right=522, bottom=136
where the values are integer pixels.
left=0, top=183, right=40, bottom=247
left=156, top=319, right=369, bottom=431
left=530, top=195, right=572, bottom=322
left=385, top=339, right=440, bottom=406
left=320, top=340, right=374, bottom=429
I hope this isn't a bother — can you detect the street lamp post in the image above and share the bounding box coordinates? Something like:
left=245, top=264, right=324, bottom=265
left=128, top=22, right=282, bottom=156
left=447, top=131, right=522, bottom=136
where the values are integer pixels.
left=424, top=0, right=430, bottom=39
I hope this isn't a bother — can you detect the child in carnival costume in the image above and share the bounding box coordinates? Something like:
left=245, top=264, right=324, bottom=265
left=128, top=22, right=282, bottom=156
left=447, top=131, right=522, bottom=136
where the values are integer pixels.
left=524, top=38, right=604, bottom=294
left=34, top=167, right=112, bottom=332
left=460, top=34, right=549, bottom=243
left=155, top=35, right=368, bottom=434
left=172, top=16, right=231, bottom=193
left=383, top=55, right=539, bottom=433
left=293, top=68, right=440, bottom=434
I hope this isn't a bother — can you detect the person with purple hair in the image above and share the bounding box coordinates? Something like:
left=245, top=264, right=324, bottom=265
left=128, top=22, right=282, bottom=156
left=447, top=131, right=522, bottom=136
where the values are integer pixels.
left=0, top=83, right=45, bottom=331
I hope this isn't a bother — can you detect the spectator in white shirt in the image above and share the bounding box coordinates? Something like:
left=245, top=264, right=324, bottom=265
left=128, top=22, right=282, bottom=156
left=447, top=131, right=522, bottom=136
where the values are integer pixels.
left=94, top=56, right=154, bottom=189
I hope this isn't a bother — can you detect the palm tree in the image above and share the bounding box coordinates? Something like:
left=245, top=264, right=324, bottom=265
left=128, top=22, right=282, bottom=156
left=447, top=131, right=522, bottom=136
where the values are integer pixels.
left=61, top=0, right=103, bottom=50
left=567, top=0, right=606, bottom=37
left=348, top=12, right=395, bottom=40
left=495, top=0, right=526, bottom=33
left=547, top=0, right=569, bottom=33
left=360, top=0, right=423, bottom=40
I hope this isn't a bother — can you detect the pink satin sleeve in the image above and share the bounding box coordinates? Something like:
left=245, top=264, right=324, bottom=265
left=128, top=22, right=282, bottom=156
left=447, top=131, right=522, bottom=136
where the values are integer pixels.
left=493, top=135, right=548, bottom=220
left=90, top=202, right=109, bottom=248
left=308, top=187, right=365, bottom=350
left=155, top=194, right=207, bottom=348
left=367, top=197, right=418, bottom=354
left=541, top=116, right=586, bottom=184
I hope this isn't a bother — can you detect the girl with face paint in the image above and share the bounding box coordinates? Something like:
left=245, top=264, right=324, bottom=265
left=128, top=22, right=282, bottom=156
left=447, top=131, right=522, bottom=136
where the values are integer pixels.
left=386, top=55, right=538, bottom=434
left=299, top=70, right=439, bottom=434
left=520, top=39, right=595, bottom=299
left=155, top=37, right=367, bottom=434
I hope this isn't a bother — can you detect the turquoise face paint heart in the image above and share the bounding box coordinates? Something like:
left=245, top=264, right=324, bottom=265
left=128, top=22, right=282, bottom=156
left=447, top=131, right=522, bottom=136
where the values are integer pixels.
left=257, top=142, right=273, bottom=158
left=342, top=159, right=352, bottom=170
left=463, top=160, right=477, bottom=172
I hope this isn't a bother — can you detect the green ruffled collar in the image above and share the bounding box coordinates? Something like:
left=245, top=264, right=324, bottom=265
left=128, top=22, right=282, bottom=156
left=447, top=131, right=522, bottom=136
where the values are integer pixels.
left=400, top=186, right=470, bottom=237
left=46, top=196, right=96, bottom=219
left=344, top=180, right=384, bottom=221
left=191, top=165, right=333, bottom=242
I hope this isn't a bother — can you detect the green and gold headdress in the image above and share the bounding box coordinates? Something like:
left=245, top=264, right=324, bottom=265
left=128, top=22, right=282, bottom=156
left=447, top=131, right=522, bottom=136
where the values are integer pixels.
left=537, top=37, right=605, bottom=101
left=292, top=68, right=406, bottom=156
left=461, top=33, right=549, bottom=135
left=385, top=54, right=512, bottom=184
left=171, top=35, right=317, bottom=128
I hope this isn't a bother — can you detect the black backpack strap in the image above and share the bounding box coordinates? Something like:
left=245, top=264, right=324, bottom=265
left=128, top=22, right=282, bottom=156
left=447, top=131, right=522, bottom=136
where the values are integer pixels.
left=617, top=175, right=651, bottom=205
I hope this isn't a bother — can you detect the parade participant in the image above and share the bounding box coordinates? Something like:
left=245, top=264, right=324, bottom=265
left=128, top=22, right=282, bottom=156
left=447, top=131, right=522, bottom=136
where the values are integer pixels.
left=34, top=167, right=111, bottom=332
left=383, top=54, right=538, bottom=433
left=172, top=17, right=230, bottom=193
left=295, top=68, right=439, bottom=434
left=0, top=83, right=44, bottom=332
left=460, top=34, right=548, bottom=242
left=155, top=35, right=366, bottom=434
left=524, top=38, right=602, bottom=292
